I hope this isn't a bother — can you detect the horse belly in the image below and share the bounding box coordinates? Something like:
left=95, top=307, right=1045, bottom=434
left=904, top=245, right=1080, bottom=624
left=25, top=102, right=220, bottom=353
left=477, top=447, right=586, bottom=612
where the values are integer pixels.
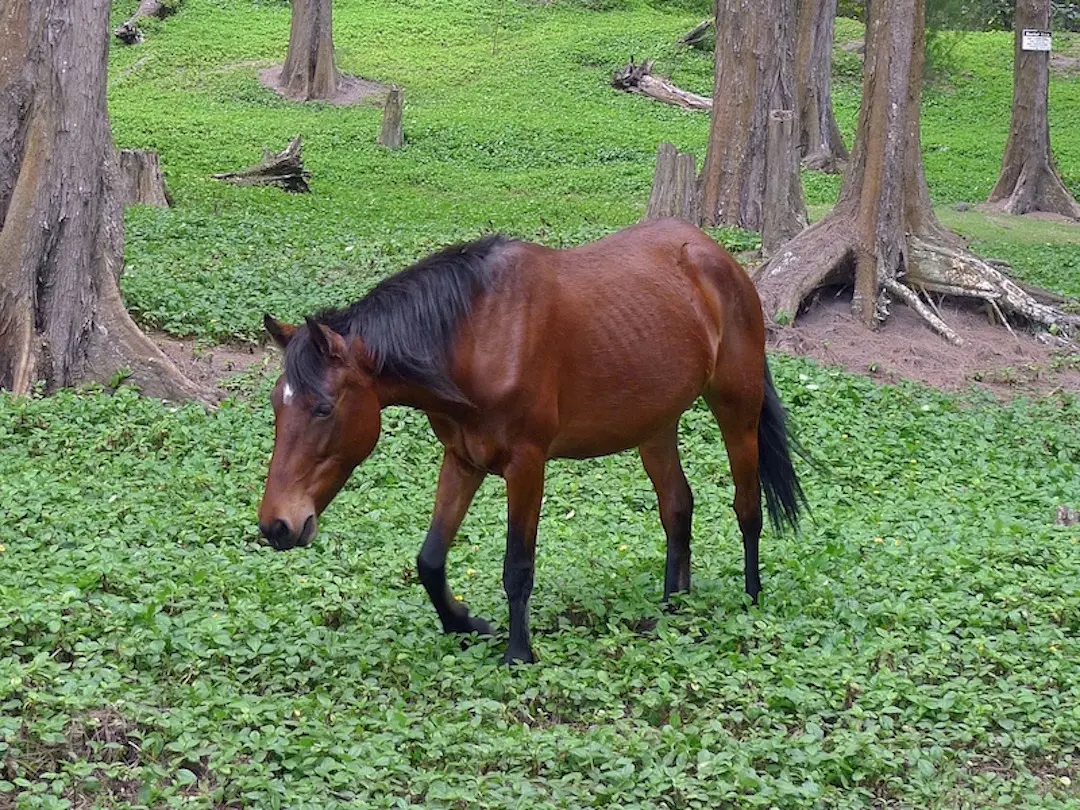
left=548, top=333, right=711, bottom=459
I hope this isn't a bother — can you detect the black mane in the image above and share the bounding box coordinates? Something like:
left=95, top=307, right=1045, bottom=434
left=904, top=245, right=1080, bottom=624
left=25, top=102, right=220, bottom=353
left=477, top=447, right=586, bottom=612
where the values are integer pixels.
left=284, top=234, right=511, bottom=403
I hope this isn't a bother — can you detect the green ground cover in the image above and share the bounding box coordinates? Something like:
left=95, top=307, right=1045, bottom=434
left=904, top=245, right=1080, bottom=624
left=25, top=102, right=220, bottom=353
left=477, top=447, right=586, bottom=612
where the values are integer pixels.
left=3, top=1, right=1080, bottom=807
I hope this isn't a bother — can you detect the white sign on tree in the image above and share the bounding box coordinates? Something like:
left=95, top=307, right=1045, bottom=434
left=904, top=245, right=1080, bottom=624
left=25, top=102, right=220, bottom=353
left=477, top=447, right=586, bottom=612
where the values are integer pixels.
left=1021, top=29, right=1052, bottom=52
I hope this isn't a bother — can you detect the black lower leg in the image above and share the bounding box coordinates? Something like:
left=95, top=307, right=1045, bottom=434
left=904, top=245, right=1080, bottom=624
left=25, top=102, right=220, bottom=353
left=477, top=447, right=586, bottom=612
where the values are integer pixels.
left=737, top=511, right=763, bottom=604
left=502, top=557, right=535, bottom=663
left=417, top=532, right=491, bottom=635
left=663, top=504, right=692, bottom=601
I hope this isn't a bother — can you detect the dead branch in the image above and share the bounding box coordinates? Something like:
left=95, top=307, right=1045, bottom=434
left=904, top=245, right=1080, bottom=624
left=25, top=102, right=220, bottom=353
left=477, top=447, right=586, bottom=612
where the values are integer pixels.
left=114, top=0, right=183, bottom=45
left=611, top=59, right=712, bottom=112
left=679, top=19, right=714, bottom=48
left=212, top=136, right=311, bottom=193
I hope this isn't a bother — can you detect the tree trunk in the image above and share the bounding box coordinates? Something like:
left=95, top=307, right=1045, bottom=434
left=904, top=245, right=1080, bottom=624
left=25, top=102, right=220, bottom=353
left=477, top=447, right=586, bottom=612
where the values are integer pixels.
left=987, top=0, right=1080, bottom=219
left=378, top=87, right=404, bottom=150
left=0, top=0, right=204, bottom=399
left=280, top=0, right=340, bottom=102
left=699, top=0, right=802, bottom=230
left=754, top=0, right=1078, bottom=343
left=645, top=142, right=701, bottom=224
left=117, top=149, right=171, bottom=207
left=795, top=0, right=849, bottom=172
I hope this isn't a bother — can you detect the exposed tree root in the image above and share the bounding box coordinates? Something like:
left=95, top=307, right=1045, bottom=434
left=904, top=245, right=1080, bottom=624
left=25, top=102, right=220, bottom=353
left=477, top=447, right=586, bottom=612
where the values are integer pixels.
left=756, top=224, right=1079, bottom=346
left=86, top=283, right=215, bottom=403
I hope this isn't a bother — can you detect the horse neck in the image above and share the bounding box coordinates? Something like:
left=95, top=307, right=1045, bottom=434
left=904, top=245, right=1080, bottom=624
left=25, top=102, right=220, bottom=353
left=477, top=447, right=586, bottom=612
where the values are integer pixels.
left=373, top=374, right=465, bottom=417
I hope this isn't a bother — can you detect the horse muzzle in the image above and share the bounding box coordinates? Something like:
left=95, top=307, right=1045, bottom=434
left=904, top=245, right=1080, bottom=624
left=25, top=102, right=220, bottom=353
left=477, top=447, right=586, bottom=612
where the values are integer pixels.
left=259, top=514, right=317, bottom=551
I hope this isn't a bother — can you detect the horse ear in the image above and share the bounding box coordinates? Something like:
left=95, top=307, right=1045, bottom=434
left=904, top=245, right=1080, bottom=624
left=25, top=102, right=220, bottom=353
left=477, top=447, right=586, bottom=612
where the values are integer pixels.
left=306, top=318, right=347, bottom=361
left=350, top=336, right=375, bottom=373
left=264, top=314, right=295, bottom=348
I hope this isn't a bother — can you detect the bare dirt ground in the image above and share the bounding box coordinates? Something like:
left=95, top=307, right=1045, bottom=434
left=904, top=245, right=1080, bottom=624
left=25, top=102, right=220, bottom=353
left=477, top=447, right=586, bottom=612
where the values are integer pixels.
left=769, top=289, right=1080, bottom=399
left=154, top=334, right=272, bottom=390
left=258, top=67, right=391, bottom=106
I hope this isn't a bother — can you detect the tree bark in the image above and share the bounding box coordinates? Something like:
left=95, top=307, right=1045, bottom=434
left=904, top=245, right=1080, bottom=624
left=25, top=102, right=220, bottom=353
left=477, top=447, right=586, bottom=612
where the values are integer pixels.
left=987, top=0, right=1080, bottom=219
left=699, top=0, right=802, bottom=231
left=280, top=0, right=340, bottom=102
left=754, top=0, right=1078, bottom=343
left=645, top=142, right=701, bottom=224
left=117, top=149, right=171, bottom=207
left=0, top=0, right=204, bottom=399
left=378, top=87, right=404, bottom=150
left=795, top=0, right=849, bottom=172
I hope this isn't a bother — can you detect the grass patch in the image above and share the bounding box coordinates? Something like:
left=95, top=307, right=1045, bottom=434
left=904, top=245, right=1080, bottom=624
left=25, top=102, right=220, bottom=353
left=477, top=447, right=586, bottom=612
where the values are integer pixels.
left=3, top=359, right=1080, bottom=807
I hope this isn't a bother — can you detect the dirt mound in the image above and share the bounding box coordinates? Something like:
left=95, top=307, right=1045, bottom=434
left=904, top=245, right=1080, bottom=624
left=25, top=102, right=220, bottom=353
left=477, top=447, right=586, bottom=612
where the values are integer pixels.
left=258, top=66, right=391, bottom=106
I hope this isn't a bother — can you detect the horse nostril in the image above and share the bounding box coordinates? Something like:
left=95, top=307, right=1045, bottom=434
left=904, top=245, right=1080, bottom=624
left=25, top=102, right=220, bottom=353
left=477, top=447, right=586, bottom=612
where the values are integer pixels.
left=259, top=519, right=291, bottom=544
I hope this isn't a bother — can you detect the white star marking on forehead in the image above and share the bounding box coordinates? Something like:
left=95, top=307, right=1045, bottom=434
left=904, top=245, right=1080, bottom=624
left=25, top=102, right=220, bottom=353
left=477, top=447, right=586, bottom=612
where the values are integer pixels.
left=283, top=383, right=295, bottom=404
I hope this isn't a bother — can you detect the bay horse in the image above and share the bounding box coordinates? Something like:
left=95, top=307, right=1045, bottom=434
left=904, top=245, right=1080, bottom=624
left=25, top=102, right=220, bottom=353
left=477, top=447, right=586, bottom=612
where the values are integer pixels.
left=258, top=218, right=805, bottom=664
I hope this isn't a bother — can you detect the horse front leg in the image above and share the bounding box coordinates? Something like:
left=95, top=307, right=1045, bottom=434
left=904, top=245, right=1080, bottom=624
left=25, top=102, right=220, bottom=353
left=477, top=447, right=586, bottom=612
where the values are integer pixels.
left=502, top=448, right=546, bottom=665
left=417, top=450, right=490, bottom=635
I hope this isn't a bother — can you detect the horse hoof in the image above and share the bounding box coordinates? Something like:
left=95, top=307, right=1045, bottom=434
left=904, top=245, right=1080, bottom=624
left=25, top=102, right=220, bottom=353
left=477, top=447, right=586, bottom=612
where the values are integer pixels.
left=466, top=615, right=493, bottom=636
left=501, top=647, right=536, bottom=666
left=446, top=614, right=492, bottom=636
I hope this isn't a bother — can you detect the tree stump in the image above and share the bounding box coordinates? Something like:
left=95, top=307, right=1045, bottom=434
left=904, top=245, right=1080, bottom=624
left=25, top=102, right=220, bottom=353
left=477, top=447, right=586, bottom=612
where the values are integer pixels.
left=645, top=143, right=700, bottom=225
left=212, top=136, right=311, bottom=193
left=378, top=88, right=404, bottom=150
left=761, top=110, right=808, bottom=257
left=117, top=149, right=170, bottom=207
left=114, top=0, right=182, bottom=45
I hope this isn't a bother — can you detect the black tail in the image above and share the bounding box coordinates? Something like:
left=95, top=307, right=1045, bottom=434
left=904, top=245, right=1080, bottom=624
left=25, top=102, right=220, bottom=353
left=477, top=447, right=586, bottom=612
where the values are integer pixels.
left=758, top=361, right=808, bottom=534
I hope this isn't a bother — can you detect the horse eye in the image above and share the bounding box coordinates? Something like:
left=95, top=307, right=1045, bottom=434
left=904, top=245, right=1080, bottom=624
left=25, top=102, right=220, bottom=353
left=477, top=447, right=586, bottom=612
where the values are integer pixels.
left=312, top=403, right=333, bottom=419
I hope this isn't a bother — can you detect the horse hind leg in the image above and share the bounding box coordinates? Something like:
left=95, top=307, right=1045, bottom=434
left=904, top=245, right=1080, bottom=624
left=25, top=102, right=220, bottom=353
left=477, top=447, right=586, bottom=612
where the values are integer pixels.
left=704, top=378, right=764, bottom=603
left=638, top=426, right=694, bottom=601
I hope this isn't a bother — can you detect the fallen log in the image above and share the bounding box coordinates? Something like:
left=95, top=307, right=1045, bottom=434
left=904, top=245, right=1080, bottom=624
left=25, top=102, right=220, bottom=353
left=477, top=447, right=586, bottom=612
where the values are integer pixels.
left=611, top=59, right=712, bottom=112
left=212, top=136, right=311, bottom=193
left=114, top=0, right=183, bottom=45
